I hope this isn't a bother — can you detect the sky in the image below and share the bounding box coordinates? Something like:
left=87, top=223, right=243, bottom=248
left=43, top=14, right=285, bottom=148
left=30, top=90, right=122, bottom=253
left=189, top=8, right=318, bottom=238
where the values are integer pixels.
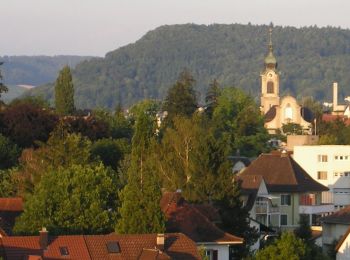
left=1, top=0, right=349, bottom=57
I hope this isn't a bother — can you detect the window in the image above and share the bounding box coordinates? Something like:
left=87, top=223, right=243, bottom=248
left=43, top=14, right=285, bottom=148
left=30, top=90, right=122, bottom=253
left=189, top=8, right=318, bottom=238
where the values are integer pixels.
left=280, top=214, right=288, bottom=226
left=206, top=249, right=218, bottom=260
left=317, top=171, right=327, bottom=180
left=334, top=172, right=338, bottom=177
left=59, top=247, right=69, bottom=256
left=106, top=241, right=121, bottom=253
left=318, top=155, right=328, bottom=162
left=284, top=104, right=293, bottom=120
left=281, top=194, right=291, bottom=206
left=267, top=81, right=274, bottom=93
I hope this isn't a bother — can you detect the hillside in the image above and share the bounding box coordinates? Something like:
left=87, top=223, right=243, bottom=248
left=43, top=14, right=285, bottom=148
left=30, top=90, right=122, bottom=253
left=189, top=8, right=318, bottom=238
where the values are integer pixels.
left=27, top=24, right=350, bottom=109
left=1, top=55, right=93, bottom=87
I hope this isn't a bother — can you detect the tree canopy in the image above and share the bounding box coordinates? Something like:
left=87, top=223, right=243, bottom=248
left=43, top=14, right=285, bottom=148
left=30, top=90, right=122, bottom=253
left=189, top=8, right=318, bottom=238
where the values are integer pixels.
left=54, top=66, right=75, bottom=115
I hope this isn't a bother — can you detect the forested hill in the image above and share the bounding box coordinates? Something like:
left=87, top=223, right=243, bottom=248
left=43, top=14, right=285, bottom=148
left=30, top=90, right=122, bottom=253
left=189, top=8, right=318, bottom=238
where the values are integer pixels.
left=1, top=55, right=93, bottom=86
left=28, top=24, right=350, bottom=109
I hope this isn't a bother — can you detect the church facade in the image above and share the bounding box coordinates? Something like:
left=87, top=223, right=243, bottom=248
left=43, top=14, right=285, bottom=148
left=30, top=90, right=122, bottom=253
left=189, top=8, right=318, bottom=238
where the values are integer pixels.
left=260, top=29, right=313, bottom=134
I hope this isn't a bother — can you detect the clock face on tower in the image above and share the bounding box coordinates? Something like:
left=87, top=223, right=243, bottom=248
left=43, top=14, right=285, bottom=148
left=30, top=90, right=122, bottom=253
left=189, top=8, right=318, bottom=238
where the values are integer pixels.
left=268, top=73, right=273, bottom=78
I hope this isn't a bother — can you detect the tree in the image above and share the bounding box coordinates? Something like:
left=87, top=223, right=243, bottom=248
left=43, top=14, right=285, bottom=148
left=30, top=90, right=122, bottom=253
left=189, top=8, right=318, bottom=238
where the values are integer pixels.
left=0, top=102, right=58, bottom=148
left=0, top=134, right=20, bottom=169
left=116, top=112, right=165, bottom=234
left=163, top=69, right=198, bottom=123
left=255, top=232, right=307, bottom=260
left=205, top=79, right=221, bottom=118
left=14, top=163, right=119, bottom=235
left=282, top=122, right=303, bottom=135
left=55, top=66, right=75, bottom=115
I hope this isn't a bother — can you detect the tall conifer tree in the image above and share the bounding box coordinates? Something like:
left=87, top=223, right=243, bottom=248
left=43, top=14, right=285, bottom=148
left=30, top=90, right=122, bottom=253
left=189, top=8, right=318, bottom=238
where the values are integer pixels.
left=0, top=62, right=8, bottom=103
left=117, top=112, right=165, bottom=234
left=55, top=66, right=75, bottom=115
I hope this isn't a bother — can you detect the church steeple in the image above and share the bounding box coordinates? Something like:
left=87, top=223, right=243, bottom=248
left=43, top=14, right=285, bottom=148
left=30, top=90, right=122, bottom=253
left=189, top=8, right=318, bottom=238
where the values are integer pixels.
left=264, top=28, right=277, bottom=69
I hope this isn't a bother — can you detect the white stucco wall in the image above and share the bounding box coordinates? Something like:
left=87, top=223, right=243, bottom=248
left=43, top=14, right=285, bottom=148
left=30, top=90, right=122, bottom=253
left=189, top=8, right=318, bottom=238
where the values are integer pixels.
left=294, top=145, right=350, bottom=207
left=200, top=244, right=230, bottom=260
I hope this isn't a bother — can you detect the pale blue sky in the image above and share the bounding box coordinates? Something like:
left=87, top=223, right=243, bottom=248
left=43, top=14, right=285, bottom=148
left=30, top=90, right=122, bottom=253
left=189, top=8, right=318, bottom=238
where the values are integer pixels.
left=1, top=0, right=348, bottom=56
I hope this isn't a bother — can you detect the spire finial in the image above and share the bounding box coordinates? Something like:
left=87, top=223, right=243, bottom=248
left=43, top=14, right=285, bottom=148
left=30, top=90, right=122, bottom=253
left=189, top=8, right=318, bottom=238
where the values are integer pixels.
left=268, top=27, right=273, bottom=52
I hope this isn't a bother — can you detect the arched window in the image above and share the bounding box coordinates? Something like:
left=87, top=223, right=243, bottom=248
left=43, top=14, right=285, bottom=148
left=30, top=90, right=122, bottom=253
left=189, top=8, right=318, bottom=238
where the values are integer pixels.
left=267, top=81, right=274, bottom=93
left=285, top=104, right=293, bottom=120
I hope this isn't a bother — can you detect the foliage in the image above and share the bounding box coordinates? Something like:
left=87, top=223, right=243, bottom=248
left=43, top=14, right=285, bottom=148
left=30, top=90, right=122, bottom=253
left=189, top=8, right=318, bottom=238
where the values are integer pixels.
left=198, top=245, right=209, bottom=260
left=255, top=232, right=307, bottom=260
left=55, top=66, right=75, bottom=115
left=216, top=180, right=259, bottom=259
left=212, top=87, right=269, bottom=157
left=318, top=118, right=350, bottom=144
left=0, top=134, right=20, bottom=169
left=91, top=138, right=130, bottom=171
left=14, top=163, right=119, bottom=235
left=62, top=116, right=110, bottom=141
left=0, top=62, right=8, bottom=100
left=9, top=95, right=50, bottom=109
left=205, top=79, right=221, bottom=118
left=27, top=24, right=350, bottom=109
left=0, top=102, right=58, bottom=148
left=282, top=123, right=303, bottom=135
left=117, top=112, right=165, bottom=234
left=0, top=169, right=19, bottom=197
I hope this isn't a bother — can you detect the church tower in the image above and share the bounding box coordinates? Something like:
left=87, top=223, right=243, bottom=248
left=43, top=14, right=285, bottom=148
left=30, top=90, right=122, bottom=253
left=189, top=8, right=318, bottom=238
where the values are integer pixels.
left=260, top=28, right=280, bottom=114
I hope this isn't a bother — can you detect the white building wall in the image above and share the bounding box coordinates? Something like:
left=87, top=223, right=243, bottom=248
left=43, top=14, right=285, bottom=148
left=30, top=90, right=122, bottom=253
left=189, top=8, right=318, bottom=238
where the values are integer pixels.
left=201, top=244, right=230, bottom=260
left=294, top=145, right=350, bottom=208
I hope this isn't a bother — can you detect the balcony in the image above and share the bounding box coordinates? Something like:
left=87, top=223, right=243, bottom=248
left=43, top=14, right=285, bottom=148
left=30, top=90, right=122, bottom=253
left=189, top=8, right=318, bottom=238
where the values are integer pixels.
left=299, top=204, right=334, bottom=214
left=255, top=201, right=280, bottom=214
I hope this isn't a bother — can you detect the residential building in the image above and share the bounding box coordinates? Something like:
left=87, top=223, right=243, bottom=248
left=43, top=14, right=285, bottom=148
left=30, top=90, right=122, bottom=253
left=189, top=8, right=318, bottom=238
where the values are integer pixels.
left=161, top=192, right=243, bottom=260
left=294, top=145, right=350, bottom=209
left=0, top=197, right=23, bottom=236
left=0, top=228, right=201, bottom=260
left=260, top=29, right=313, bottom=134
left=336, top=226, right=350, bottom=260
left=238, top=152, right=332, bottom=232
left=321, top=206, right=350, bottom=254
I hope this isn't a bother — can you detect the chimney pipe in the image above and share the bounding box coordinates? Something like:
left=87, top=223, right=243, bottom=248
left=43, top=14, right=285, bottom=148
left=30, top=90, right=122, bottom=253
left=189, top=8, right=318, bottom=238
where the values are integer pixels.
left=156, top=233, right=165, bottom=251
left=333, top=82, right=338, bottom=112
left=39, top=227, right=48, bottom=250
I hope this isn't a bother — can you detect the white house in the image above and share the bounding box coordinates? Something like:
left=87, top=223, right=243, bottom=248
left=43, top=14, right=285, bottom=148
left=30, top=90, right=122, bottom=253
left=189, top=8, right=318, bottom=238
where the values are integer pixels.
left=294, top=145, right=350, bottom=210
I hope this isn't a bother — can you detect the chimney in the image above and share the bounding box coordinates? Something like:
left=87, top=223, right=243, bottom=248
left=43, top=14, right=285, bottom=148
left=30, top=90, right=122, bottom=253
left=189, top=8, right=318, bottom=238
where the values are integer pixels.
left=333, top=82, right=338, bottom=112
left=156, top=233, right=165, bottom=251
left=39, top=227, right=48, bottom=250
left=281, top=150, right=288, bottom=157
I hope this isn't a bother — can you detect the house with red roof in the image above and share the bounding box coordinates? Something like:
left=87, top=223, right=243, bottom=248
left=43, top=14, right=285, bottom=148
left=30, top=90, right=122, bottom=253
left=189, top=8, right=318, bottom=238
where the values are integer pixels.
left=160, top=192, right=243, bottom=260
left=0, top=227, right=201, bottom=260
left=0, top=198, right=23, bottom=236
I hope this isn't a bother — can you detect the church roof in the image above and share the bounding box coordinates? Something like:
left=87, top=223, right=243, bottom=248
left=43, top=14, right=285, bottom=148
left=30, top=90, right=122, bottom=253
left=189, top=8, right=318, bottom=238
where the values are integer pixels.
left=300, top=107, right=314, bottom=123
left=264, top=105, right=277, bottom=122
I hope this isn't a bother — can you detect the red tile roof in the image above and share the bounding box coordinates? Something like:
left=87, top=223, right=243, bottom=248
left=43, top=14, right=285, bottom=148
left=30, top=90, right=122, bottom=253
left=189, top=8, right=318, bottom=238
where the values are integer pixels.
left=322, top=114, right=350, bottom=126
left=239, top=153, right=328, bottom=193
left=0, top=198, right=23, bottom=212
left=161, top=192, right=243, bottom=245
left=321, top=205, right=350, bottom=224
left=0, top=233, right=200, bottom=260
left=336, top=226, right=350, bottom=252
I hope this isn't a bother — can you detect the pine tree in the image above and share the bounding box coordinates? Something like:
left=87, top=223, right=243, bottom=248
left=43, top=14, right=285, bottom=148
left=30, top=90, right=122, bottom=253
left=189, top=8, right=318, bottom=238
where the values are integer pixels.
left=163, top=69, right=198, bottom=123
left=116, top=112, right=165, bottom=234
left=205, top=79, right=221, bottom=118
left=55, top=66, right=75, bottom=115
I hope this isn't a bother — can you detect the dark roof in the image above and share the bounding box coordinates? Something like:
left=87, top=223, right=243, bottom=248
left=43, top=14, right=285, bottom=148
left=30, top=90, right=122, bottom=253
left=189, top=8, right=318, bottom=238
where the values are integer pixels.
left=264, top=105, right=277, bottom=122
left=161, top=192, right=243, bottom=244
left=321, top=206, right=350, bottom=224
left=0, top=198, right=23, bottom=212
left=300, top=107, right=314, bottom=123
left=0, top=233, right=200, bottom=260
left=239, top=153, right=328, bottom=193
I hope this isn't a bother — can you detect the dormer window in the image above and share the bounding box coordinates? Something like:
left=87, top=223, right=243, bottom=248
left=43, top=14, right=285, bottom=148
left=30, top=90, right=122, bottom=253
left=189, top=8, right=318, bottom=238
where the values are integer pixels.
left=59, top=247, right=69, bottom=256
left=106, top=241, right=121, bottom=254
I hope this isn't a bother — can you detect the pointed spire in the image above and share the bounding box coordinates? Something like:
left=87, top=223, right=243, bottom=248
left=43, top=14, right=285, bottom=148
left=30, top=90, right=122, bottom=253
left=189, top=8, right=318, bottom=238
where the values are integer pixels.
left=268, top=27, right=273, bottom=53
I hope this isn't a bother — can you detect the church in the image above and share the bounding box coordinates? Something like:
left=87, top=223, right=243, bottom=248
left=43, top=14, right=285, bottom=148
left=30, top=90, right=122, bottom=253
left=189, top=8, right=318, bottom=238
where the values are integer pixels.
left=260, top=29, right=313, bottom=134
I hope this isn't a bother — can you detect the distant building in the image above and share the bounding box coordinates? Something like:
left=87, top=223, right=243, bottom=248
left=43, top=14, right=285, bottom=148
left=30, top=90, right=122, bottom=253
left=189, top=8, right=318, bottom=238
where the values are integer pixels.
left=321, top=206, right=350, bottom=254
left=237, top=152, right=332, bottom=249
left=260, top=29, right=313, bottom=134
left=294, top=145, right=350, bottom=210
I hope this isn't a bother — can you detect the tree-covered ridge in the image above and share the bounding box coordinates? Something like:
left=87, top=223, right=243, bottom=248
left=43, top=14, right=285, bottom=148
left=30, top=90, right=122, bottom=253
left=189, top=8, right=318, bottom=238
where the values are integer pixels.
left=28, top=23, right=350, bottom=109
left=1, top=55, right=93, bottom=86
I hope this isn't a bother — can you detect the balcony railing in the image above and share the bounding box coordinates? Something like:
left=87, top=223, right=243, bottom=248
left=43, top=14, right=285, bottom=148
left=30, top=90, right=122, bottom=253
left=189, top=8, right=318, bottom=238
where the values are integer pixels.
left=255, top=201, right=280, bottom=214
